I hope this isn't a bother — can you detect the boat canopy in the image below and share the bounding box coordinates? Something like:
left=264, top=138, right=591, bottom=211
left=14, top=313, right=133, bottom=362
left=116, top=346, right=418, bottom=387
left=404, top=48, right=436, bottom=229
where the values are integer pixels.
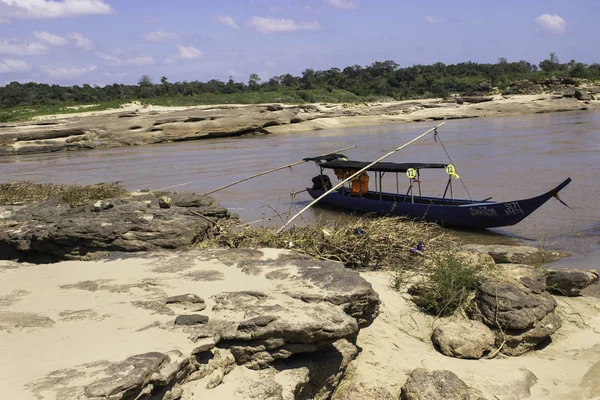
left=318, top=160, right=448, bottom=173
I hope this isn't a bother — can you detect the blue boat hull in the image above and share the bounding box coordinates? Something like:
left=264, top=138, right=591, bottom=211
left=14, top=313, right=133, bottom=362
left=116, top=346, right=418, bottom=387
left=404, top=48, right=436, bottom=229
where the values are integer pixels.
left=307, top=178, right=571, bottom=229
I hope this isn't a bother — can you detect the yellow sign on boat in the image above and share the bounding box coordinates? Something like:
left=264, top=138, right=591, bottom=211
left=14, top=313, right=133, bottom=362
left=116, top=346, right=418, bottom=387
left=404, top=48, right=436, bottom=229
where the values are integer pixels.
left=406, top=168, right=416, bottom=179
left=445, top=164, right=460, bottom=179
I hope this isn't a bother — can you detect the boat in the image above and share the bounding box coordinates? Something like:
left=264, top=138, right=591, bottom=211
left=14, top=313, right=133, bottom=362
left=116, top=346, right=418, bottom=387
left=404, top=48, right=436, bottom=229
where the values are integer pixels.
left=303, top=154, right=571, bottom=229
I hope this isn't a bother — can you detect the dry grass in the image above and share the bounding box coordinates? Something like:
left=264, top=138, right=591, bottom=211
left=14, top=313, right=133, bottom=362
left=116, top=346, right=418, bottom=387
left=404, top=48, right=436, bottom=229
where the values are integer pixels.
left=0, top=181, right=130, bottom=206
left=201, top=215, right=459, bottom=270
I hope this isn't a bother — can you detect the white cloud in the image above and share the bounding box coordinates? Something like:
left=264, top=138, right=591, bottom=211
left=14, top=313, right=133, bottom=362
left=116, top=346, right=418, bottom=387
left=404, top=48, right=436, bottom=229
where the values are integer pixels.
left=0, top=0, right=113, bottom=19
left=42, top=64, right=96, bottom=77
left=163, top=58, right=175, bottom=65
left=103, top=71, right=129, bottom=78
left=0, top=17, right=9, bottom=23
left=33, top=30, right=68, bottom=45
left=424, top=15, right=448, bottom=24
left=142, top=30, right=178, bottom=42
left=328, top=0, right=357, bottom=9
left=0, top=38, right=47, bottom=55
left=177, top=45, right=202, bottom=59
left=247, top=17, right=321, bottom=34
left=535, top=13, right=567, bottom=34
left=213, top=15, right=239, bottom=29
left=0, top=58, right=31, bottom=73
left=125, top=56, right=154, bottom=65
left=96, top=52, right=120, bottom=65
left=69, top=32, right=93, bottom=50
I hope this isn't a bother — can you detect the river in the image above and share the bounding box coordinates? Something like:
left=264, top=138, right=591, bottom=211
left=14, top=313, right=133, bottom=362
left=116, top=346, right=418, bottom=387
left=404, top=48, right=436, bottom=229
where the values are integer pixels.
left=2, top=111, right=599, bottom=270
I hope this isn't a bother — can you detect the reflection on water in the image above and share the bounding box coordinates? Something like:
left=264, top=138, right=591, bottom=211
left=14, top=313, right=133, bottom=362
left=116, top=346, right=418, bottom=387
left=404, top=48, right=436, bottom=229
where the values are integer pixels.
left=2, top=111, right=599, bottom=269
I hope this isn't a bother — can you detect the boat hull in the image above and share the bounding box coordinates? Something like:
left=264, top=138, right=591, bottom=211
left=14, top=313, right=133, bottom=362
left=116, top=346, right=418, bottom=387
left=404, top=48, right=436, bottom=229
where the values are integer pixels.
left=306, top=178, right=571, bottom=229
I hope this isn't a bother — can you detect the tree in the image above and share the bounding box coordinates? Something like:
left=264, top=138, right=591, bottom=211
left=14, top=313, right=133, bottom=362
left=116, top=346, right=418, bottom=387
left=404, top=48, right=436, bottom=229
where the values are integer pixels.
left=138, top=75, right=153, bottom=86
left=248, top=73, right=261, bottom=90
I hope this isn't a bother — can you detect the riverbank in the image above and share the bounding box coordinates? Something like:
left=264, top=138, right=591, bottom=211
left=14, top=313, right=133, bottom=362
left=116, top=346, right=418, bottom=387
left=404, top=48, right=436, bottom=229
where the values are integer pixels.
left=2, top=248, right=599, bottom=399
left=1, top=91, right=599, bottom=157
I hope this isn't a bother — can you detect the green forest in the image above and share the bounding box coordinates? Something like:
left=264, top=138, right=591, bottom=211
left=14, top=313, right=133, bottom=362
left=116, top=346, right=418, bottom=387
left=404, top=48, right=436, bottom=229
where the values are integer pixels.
left=1, top=53, right=599, bottom=122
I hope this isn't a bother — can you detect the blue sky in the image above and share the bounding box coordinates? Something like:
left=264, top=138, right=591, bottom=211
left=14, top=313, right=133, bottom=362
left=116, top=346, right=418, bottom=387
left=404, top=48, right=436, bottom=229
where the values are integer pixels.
left=0, top=0, right=597, bottom=86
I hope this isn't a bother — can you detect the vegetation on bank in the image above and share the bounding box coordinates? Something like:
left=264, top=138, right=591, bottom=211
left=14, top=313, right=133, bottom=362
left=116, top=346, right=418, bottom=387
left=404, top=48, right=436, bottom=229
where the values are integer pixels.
left=1, top=53, right=598, bottom=122
left=204, top=215, right=493, bottom=316
left=0, top=181, right=129, bottom=206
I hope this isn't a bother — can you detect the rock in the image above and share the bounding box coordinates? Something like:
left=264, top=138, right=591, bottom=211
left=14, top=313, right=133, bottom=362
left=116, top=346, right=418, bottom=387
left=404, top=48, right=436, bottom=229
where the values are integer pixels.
left=0, top=194, right=229, bottom=260
left=468, top=277, right=556, bottom=331
left=205, top=369, right=225, bottom=389
left=158, top=196, right=171, bottom=209
left=83, top=352, right=188, bottom=399
left=174, top=314, right=209, bottom=326
left=468, top=264, right=562, bottom=355
left=575, top=89, right=592, bottom=101
left=546, top=268, right=599, bottom=296
left=164, top=387, right=183, bottom=400
left=461, top=244, right=570, bottom=265
left=165, top=293, right=205, bottom=305
left=501, top=313, right=562, bottom=356
left=455, top=96, right=494, bottom=104
left=92, top=200, right=113, bottom=212
left=400, top=368, right=478, bottom=400
left=431, top=319, right=495, bottom=359
left=165, top=293, right=206, bottom=312
left=561, top=88, right=577, bottom=98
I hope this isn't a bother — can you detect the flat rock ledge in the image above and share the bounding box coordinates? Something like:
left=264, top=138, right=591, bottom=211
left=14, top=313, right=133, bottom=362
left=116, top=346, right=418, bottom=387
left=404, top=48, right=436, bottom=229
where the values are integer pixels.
left=461, top=244, right=570, bottom=265
left=1, top=248, right=379, bottom=399
left=0, top=192, right=228, bottom=262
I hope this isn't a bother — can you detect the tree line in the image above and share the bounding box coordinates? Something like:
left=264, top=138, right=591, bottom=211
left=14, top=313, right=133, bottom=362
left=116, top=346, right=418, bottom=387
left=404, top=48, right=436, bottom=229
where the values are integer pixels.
left=2, top=53, right=599, bottom=109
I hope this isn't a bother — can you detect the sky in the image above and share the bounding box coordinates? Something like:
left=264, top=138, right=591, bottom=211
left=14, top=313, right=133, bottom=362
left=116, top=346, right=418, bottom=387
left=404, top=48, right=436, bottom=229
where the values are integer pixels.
left=0, top=0, right=598, bottom=87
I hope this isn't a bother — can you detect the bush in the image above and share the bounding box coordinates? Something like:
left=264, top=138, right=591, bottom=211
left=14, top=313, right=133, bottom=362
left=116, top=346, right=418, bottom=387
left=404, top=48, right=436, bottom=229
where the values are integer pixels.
left=410, top=253, right=481, bottom=317
left=0, top=181, right=130, bottom=206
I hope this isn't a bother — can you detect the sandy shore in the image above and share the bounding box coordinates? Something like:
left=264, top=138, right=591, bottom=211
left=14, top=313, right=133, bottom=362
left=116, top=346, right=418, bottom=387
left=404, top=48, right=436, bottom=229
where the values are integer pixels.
left=2, top=250, right=600, bottom=399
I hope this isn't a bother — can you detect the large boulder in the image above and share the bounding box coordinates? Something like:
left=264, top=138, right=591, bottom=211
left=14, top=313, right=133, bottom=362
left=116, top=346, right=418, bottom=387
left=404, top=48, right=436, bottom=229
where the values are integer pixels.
left=400, top=368, right=480, bottom=400
left=546, top=268, right=599, bottom=296
left=431, top=319, right=495, bottom=359
left=0, top=193, right=228, bottom=260
left=468, top=264, right=561, bottom=356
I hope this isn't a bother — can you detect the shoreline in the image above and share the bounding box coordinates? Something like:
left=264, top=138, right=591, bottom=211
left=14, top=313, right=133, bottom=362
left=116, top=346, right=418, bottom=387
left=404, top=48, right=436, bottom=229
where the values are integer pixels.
left=1, top=93, right=598, bottom=157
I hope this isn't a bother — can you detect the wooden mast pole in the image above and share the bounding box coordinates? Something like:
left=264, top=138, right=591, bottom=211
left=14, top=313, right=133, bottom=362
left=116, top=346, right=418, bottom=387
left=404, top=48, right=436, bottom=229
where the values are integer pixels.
left=277, top=122, right=445, bottom=233
left=202, top=145, right=356, bottom=196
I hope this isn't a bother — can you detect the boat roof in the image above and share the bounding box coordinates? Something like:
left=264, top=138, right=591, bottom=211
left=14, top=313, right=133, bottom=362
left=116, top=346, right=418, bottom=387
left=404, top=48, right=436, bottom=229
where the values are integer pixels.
left=318, top=160, right=448, bottom=173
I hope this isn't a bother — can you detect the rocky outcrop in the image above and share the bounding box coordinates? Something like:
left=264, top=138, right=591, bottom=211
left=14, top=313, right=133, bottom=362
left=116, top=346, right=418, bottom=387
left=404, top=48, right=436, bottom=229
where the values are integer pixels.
left=0, top=192, right=228, bottom=261
left=546, top=268, right=599, bottom=296
left=400, top=368, right=482, bottom=400
left=7, top=249, right=379, bottom=399
left=2, top=94, right=599, bottom=156
left=431, top=319, right=495, bottom=359
left=468, top=264, right=561, bottom=356
left=461, top=244, right=570, bottom=265
left=0, top=104, right=320, bottom=156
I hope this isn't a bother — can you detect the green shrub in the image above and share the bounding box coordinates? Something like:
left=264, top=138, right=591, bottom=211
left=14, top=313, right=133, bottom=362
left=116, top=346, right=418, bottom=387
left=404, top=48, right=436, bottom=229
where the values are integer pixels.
left=411, top=253, right=481, bottom=317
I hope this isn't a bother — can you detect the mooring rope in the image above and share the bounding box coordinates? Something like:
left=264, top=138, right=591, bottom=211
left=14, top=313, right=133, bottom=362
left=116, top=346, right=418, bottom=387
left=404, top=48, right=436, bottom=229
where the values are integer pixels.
left=434, top=130, right=474, bottom=202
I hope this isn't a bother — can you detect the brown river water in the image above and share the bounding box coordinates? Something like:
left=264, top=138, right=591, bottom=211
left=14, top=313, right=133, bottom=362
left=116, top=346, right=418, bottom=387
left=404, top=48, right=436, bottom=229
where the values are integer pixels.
left=2, top=111, right=599, bottom=270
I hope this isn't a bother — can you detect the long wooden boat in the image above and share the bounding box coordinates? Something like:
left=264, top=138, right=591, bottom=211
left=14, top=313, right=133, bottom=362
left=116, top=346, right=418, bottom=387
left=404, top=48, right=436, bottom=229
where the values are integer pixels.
left=304, top=155, right=571, bottom=229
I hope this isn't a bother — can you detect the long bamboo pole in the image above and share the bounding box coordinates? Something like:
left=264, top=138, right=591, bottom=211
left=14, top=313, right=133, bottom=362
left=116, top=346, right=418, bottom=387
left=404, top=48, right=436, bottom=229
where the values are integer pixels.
left=277, top=122, right=445, bottom=233
left=202, top=145, right=356, bottom=196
